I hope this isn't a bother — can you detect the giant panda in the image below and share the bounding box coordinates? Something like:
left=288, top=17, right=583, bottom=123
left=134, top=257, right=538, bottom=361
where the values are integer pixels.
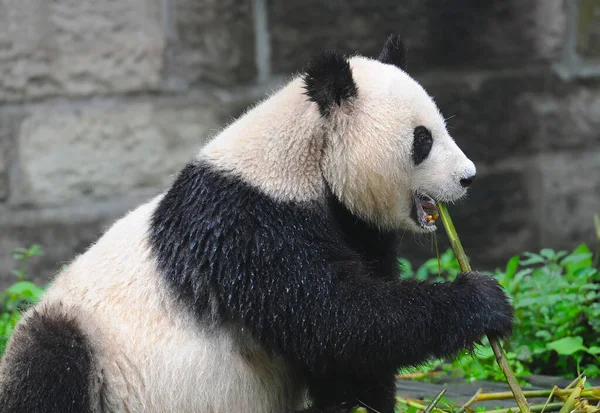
left=0, top=35, right=513, bottom=413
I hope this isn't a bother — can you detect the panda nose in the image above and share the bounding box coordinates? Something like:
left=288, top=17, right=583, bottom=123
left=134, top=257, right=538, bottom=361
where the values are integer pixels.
left=460, top=175, right=475, bottom=188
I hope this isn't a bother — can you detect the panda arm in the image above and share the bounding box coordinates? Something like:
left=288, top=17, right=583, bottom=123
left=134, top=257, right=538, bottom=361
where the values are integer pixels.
left=213, top=218, right=512, bottom=372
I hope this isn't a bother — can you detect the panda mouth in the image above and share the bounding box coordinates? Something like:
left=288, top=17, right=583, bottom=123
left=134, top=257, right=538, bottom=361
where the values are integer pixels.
left=412, top=194, right=439, bottom=229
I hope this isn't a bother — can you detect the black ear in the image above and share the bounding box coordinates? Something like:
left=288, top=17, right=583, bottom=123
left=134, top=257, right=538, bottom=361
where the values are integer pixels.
left=378, top=34, right=407, bottom=70
left=303, top=50, right=358, bottom=117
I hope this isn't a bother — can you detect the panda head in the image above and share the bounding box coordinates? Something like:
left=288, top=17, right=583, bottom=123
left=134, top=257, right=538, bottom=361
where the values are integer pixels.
left=305, top=35, right=476, bottom=233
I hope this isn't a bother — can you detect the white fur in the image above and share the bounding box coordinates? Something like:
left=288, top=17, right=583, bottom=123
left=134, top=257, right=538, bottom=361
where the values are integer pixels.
left=202, top=77, right=327, bottom=203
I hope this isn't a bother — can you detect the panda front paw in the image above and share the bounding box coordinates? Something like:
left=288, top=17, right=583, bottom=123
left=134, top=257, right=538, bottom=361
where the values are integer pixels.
left=454, top=271, right=514, bottom=340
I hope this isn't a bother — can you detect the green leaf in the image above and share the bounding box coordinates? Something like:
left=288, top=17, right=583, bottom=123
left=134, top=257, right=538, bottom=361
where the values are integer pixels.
left=555, top=251, right=569, bottom=261
left=562, top=255, right=593, bottom=275
left=475, top=346, right=495, bottom=360
left=573, top=243, right=591, bottom=254
left=398, top=258, right=414, bottom=278
left=561, top=253, right=593, bottom=265
left=520, top=253, right=546, bottom=266
left=416, top=259, right=437, bottom=280
left=535, top=330, right=552, bottom=340
left=504, top=255, right=520, bottom=280
left=575, top=267, right=599, bottom=279
left=28, top=244, right=43, bottom=257
left=561, top=244, right=593, bottom=274
left=11, top=247, right=27, bottom=258
left=546, top=337, right=588, bottom=356
left=587, top=346, right=600, bottom=355
left=4, top=281, right=45, bottom=301
left=540, top=249, right=557, bottom=260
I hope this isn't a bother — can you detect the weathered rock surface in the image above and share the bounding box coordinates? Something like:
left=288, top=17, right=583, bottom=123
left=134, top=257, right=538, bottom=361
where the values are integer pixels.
left=167, top=0, right=256, bottom=87
left=15, top=100, right=223, bottom=206
left=269, top=0, right=566, bottom=74
left=0, top=0, right=164, bottom=101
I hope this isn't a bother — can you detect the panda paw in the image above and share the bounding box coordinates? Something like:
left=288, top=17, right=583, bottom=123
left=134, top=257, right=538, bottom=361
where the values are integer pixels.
left=454, top=271, right=514, bottom=340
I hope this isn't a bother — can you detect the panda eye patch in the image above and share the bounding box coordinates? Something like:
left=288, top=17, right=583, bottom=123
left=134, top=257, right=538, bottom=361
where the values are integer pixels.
left=412, top=126, right=433, bottom=165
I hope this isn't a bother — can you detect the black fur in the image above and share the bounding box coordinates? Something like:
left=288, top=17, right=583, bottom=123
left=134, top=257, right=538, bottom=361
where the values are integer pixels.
left=150, top=161, right=513, bottom=413
left=378, top=34, right=407, bottom=70
left=0, top=306, right=93, bottom=413
left=303, top=50, right=358, bottom=117
left=412, top=126, right=434, bottom=165
left=326, top=190, right=400, bottom=281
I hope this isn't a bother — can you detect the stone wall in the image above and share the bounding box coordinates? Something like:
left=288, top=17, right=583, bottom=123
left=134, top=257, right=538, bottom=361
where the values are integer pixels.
left=0, top=0, right=599, bottom=288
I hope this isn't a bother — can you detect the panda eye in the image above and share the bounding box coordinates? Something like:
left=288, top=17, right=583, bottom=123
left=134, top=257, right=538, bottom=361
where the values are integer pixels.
left=412, top=126, right=433, bottom=165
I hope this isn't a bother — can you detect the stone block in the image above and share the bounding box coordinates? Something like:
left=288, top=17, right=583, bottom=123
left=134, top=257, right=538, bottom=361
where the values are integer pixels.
left=15, top=99, right=225, bottom=206
left=537, top=150, right=600, bottom=250
left=425, top=77, right=538, bottom=165
left=527, top=83, right=600, bottom=152
left=425, top=75, right=600, bottom=165
left=268, top=0, right=567, bottom=75
left=0, top=116, right=10, bottom=200
left=168, top=0, right=256, bottom=87
left=0, top=0, right=165, bottom=101
left=451, top=169, right=539, bottom=269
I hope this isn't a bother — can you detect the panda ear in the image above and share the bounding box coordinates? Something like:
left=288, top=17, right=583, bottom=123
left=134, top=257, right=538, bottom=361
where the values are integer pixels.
left=303, top=50, right=358, bottom=117
left=378, top=34, right=407, bottom=70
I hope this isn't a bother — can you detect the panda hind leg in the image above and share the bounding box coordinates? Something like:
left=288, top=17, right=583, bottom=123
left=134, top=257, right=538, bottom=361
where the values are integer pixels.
left=0, top=304, right=94, bottom=413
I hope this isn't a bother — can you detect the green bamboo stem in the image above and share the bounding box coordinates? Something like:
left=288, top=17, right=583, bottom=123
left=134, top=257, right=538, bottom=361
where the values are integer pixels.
left=476, top=388, right=600, bottom=401
left=396, top=396, right=446, bottom=413
left=558, top=377, right=585, bottom=413
left=540, top=386, right=558, bottom=413
left=457, top=388, right=482, bottom=413
left=566, top=372, right=587, bottom=391
left=424, top=389, right=447, bottom=413
left=437, top=202, right=532, bottom=413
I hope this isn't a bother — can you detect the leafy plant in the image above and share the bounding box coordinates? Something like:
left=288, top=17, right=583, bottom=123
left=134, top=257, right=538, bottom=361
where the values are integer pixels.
left=399, top=243, right=600, bottom=382
left=0, top=245, right=46, bottom=356
left=498, top=244, right=600, bottom=379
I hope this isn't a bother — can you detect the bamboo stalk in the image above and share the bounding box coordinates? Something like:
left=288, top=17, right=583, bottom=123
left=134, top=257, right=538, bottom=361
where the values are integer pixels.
left=424, top=389, right=447, bottom=413
left=540, top=386, right=558, bottom=413
left=566, top=372, right=587, bottom=391
left=396, top=396, right=445, bottom=413
left=458, top=388, right=483, bottom=413
left=558, top=377, right=585, bottom=413
left=475, top=388, right=600, bottom=401
left=437, top=202, right=532, bottom=413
